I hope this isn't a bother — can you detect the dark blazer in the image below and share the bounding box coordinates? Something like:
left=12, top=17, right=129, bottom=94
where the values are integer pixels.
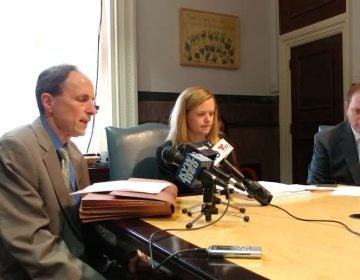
left=0, top=118, right=105, bottom=279
left=307, top=120, right=360, bottom=185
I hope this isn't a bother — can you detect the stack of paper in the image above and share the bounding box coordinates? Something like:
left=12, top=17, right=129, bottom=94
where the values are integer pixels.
left=258, top=181, right=310, bottom=199
left=76, top=178, right=178, bottom=223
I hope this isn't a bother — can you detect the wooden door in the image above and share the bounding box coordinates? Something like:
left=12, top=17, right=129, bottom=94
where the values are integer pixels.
left=278, top=0, right=346, bottom=34
left=290, top=33, right=343, bottom=184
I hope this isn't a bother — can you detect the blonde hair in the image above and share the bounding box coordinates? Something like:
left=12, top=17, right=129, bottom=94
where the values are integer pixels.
left=167, top=87, right=220, bottom=146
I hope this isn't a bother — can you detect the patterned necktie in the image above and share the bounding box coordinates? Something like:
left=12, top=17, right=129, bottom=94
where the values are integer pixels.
left=57, top=147, right=76, bottom=206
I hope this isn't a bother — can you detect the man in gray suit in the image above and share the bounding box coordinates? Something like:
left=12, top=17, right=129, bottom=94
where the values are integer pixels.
left=307, top=81, right=360, bottom=185
left=0, top=65, right=149, bottom=279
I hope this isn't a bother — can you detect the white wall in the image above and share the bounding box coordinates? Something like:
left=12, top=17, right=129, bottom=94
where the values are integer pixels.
left=136, top=0, right=278, bottom=96
left=351, top=0, right=360, bottom=82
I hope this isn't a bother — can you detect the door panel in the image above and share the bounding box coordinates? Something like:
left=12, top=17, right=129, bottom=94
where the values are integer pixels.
left=278, top=0, right=346, bottom=34
left=291, top=33, right=343, bottom=183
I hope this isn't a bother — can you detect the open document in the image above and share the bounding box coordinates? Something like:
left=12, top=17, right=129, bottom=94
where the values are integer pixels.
left=231, top=181, right=339, bottom=200
left=331, top=185, right=360, bottom=196
left=72, top=179, right=171, bottom=195
left=234, top=181, right=360, bottom=198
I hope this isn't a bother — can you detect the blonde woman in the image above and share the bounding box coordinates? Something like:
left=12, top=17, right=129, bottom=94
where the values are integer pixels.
left=156, top=86, right=221, bottom=195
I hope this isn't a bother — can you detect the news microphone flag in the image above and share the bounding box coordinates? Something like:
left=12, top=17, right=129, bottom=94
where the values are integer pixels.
left=211, top=138, right=234, bottom=166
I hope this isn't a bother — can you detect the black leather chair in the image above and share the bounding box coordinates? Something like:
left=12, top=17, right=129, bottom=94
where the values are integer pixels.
left=105, top=123, right=169, bottom=181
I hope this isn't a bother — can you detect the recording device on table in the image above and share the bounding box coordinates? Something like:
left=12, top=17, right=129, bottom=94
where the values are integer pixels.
left=207, top=245, right=262, bottom=259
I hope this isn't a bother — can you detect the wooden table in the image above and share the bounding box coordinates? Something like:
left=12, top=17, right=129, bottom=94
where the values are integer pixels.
left=108, top=191, right=360, bottom=279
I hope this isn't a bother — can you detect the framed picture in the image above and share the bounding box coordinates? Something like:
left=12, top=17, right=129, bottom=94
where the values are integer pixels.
left=179, top=8, right=239, bottom=69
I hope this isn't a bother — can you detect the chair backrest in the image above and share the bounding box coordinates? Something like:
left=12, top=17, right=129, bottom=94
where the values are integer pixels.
left=318, top=125, right=334, bottom=132
left=105, top=123, right=169, bottom=180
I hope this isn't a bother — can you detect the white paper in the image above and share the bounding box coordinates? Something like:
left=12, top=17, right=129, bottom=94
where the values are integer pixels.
left=228, top=181, right=308, bottom=199
left=71, top=180, right=171, bottom=195
left=331, top=185, right=360, bottom=196
left=227, top=180, right=360, bottom=199
left=304, top=185, right=337, bottom=191
left=258, top=181, right=306, bottom=193
left=258, top=181, right=336, bottom=192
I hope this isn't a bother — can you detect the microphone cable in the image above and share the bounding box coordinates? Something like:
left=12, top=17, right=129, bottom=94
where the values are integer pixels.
left=148, top=184, right=232, bottom=270
left=269, top=203, right=360, bottom=237
left=86, top=0, right=103, bottom=153
left=288, top=155, right=360, bottom=236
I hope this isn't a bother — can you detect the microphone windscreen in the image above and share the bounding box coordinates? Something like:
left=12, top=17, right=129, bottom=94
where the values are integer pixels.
left=175, top=152, right=213, bottom=187
left=177, top=144, right=188, bottom=154
left=243, top=178, right=273, bottom=205
left=181, top=143, right=219, bottom=160
left=161, top=146, right=178, bottom=164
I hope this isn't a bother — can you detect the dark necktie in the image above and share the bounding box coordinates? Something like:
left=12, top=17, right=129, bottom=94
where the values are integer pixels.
left=57, top=147, right=76, bottom=206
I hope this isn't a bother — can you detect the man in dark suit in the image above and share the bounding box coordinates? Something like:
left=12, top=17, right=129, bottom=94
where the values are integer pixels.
left=307, top=81, right=360, bottom=185
left=0, top=65, right=149, bottom=279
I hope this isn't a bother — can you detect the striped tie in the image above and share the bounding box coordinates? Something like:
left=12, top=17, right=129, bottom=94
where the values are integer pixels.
left=57, top=147, right=75, bottom=205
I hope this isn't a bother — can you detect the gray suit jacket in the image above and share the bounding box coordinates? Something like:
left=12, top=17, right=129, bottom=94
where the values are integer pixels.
left=0, top=118, right=105, bottom=279
left=307, top=120, right=360, bottom=185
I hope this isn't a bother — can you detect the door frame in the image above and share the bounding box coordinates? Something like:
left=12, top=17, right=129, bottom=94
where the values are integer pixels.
left=278, top=12, right=350, bottom=183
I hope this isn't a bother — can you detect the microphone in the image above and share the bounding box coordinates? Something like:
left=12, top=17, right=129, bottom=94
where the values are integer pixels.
left=209, top=139, right=273, bottom=206
left=178, top=143, right=218, bottom=160
left=163, top=145, right=251, bottom=225
left=178, top=143, right=247, bottom=195
left=179, top=143, right=245, bottom=191
left=211, top=166, right=247, bottom=192
left=161, top=146, right=227, bottom=189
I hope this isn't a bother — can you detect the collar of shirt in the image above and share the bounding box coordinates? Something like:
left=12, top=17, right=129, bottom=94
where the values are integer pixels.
left=41, top=116, right=79, bottom=201
left=351, top=126, right=360, bottom=143
left=40, top=116, right=65, bottom=149
left=350, top=126, right=360, bottom=163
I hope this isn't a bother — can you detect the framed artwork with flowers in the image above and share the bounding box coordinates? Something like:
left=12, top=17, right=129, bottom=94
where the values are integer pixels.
left=179, top=8, right=239, bottom=69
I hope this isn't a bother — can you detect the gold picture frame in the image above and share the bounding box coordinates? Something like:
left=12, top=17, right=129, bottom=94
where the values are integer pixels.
left=179, top=8, right=239, bottom=69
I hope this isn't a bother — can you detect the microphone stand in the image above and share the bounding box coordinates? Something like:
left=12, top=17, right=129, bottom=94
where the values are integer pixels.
left=184, top=176, right=219, bottom=229
left=183, top=175, right=250, bottom=228
left=209, top=167, right=250, bottom=217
